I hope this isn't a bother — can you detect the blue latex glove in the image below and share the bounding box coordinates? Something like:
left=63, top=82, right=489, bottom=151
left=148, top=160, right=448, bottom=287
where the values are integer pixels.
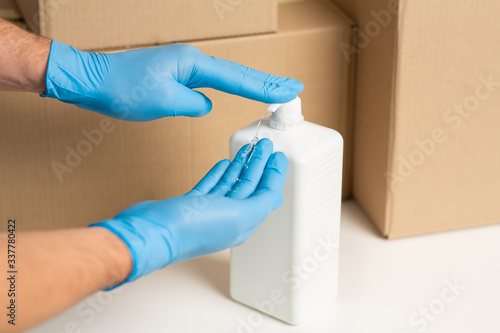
left=42, top=41, right=304, bottom=121
left=90, top=139, right=287, bottom=285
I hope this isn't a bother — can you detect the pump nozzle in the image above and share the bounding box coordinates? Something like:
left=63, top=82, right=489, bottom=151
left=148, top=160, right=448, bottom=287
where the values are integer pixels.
left=268, top=97, right=304, bottom=130
left=267, top=103, right=282, bottom=113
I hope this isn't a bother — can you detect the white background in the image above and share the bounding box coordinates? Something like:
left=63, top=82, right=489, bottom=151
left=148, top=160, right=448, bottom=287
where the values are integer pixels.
left=29, top=201, right=500, bottom=333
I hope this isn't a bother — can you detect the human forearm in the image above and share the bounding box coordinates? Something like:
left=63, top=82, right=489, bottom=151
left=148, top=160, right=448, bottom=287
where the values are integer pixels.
left=0, top=227, right=132, bottom=332
left=0, top=18, right=51, bottom=93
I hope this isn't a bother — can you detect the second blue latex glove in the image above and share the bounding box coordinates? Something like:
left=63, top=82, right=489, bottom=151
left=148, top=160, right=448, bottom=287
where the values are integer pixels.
left=90, top=139, right=287, bottom=285
left=42, top=41, right=304, bottom=121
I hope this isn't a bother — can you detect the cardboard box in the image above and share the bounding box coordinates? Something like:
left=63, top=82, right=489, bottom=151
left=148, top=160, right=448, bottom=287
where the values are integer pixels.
left=332, top=0, right=500, bottom=238
left=0, top=0, right=20, bottom=19
left=0, top=0, right=354, bottom=231
left=14, top=0, right=277, bottom=51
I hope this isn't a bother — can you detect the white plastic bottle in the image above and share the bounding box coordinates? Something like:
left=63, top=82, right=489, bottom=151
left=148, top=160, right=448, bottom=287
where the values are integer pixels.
left=229, top=97, right=343, bottom=325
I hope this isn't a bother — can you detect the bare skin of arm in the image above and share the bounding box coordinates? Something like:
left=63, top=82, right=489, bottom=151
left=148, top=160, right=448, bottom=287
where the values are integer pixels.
left=0, top=18, right=50, bottom=93
left=0, top=228, right=132, bottom=332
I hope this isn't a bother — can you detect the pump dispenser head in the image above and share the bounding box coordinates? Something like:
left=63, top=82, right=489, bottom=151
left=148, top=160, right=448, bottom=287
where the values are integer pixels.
left=268, top=97, right=304, bottom=130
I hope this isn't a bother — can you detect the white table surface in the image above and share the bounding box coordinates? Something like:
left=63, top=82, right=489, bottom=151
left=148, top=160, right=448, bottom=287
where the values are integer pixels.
left=29, top=200, right=500, bottom=333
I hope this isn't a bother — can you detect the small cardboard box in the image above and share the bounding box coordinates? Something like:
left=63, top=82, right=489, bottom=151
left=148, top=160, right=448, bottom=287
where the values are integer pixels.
left=14, top=0, right=277, bottom=51
left=332, top=0, right=500, bottom=238
left=0, top=0, right=354, bottom=231
left=0, top=0, right=21, bottom=19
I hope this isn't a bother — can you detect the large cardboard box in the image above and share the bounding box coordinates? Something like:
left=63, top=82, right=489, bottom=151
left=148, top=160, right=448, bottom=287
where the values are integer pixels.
left=1, top=0, right=354, bottom=231
left=332, top=0, right=500, bottom=238
left=15, top=0, right=277, bottom=51
left=0, top=0, right=20, bottom=19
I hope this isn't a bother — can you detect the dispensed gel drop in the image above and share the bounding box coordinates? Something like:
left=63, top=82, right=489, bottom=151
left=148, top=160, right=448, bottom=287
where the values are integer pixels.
left=229, top=96, right=344, bottom=325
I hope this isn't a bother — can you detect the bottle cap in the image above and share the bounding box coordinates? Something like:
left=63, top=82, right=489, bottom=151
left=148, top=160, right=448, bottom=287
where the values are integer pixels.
left=268, top=97, right=304, bottom=130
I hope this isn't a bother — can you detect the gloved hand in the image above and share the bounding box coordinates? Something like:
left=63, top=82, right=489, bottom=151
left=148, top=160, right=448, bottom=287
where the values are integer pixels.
left=90, top=138, right=287, bottom=286
left=42, top=41, right=304, bottom=121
